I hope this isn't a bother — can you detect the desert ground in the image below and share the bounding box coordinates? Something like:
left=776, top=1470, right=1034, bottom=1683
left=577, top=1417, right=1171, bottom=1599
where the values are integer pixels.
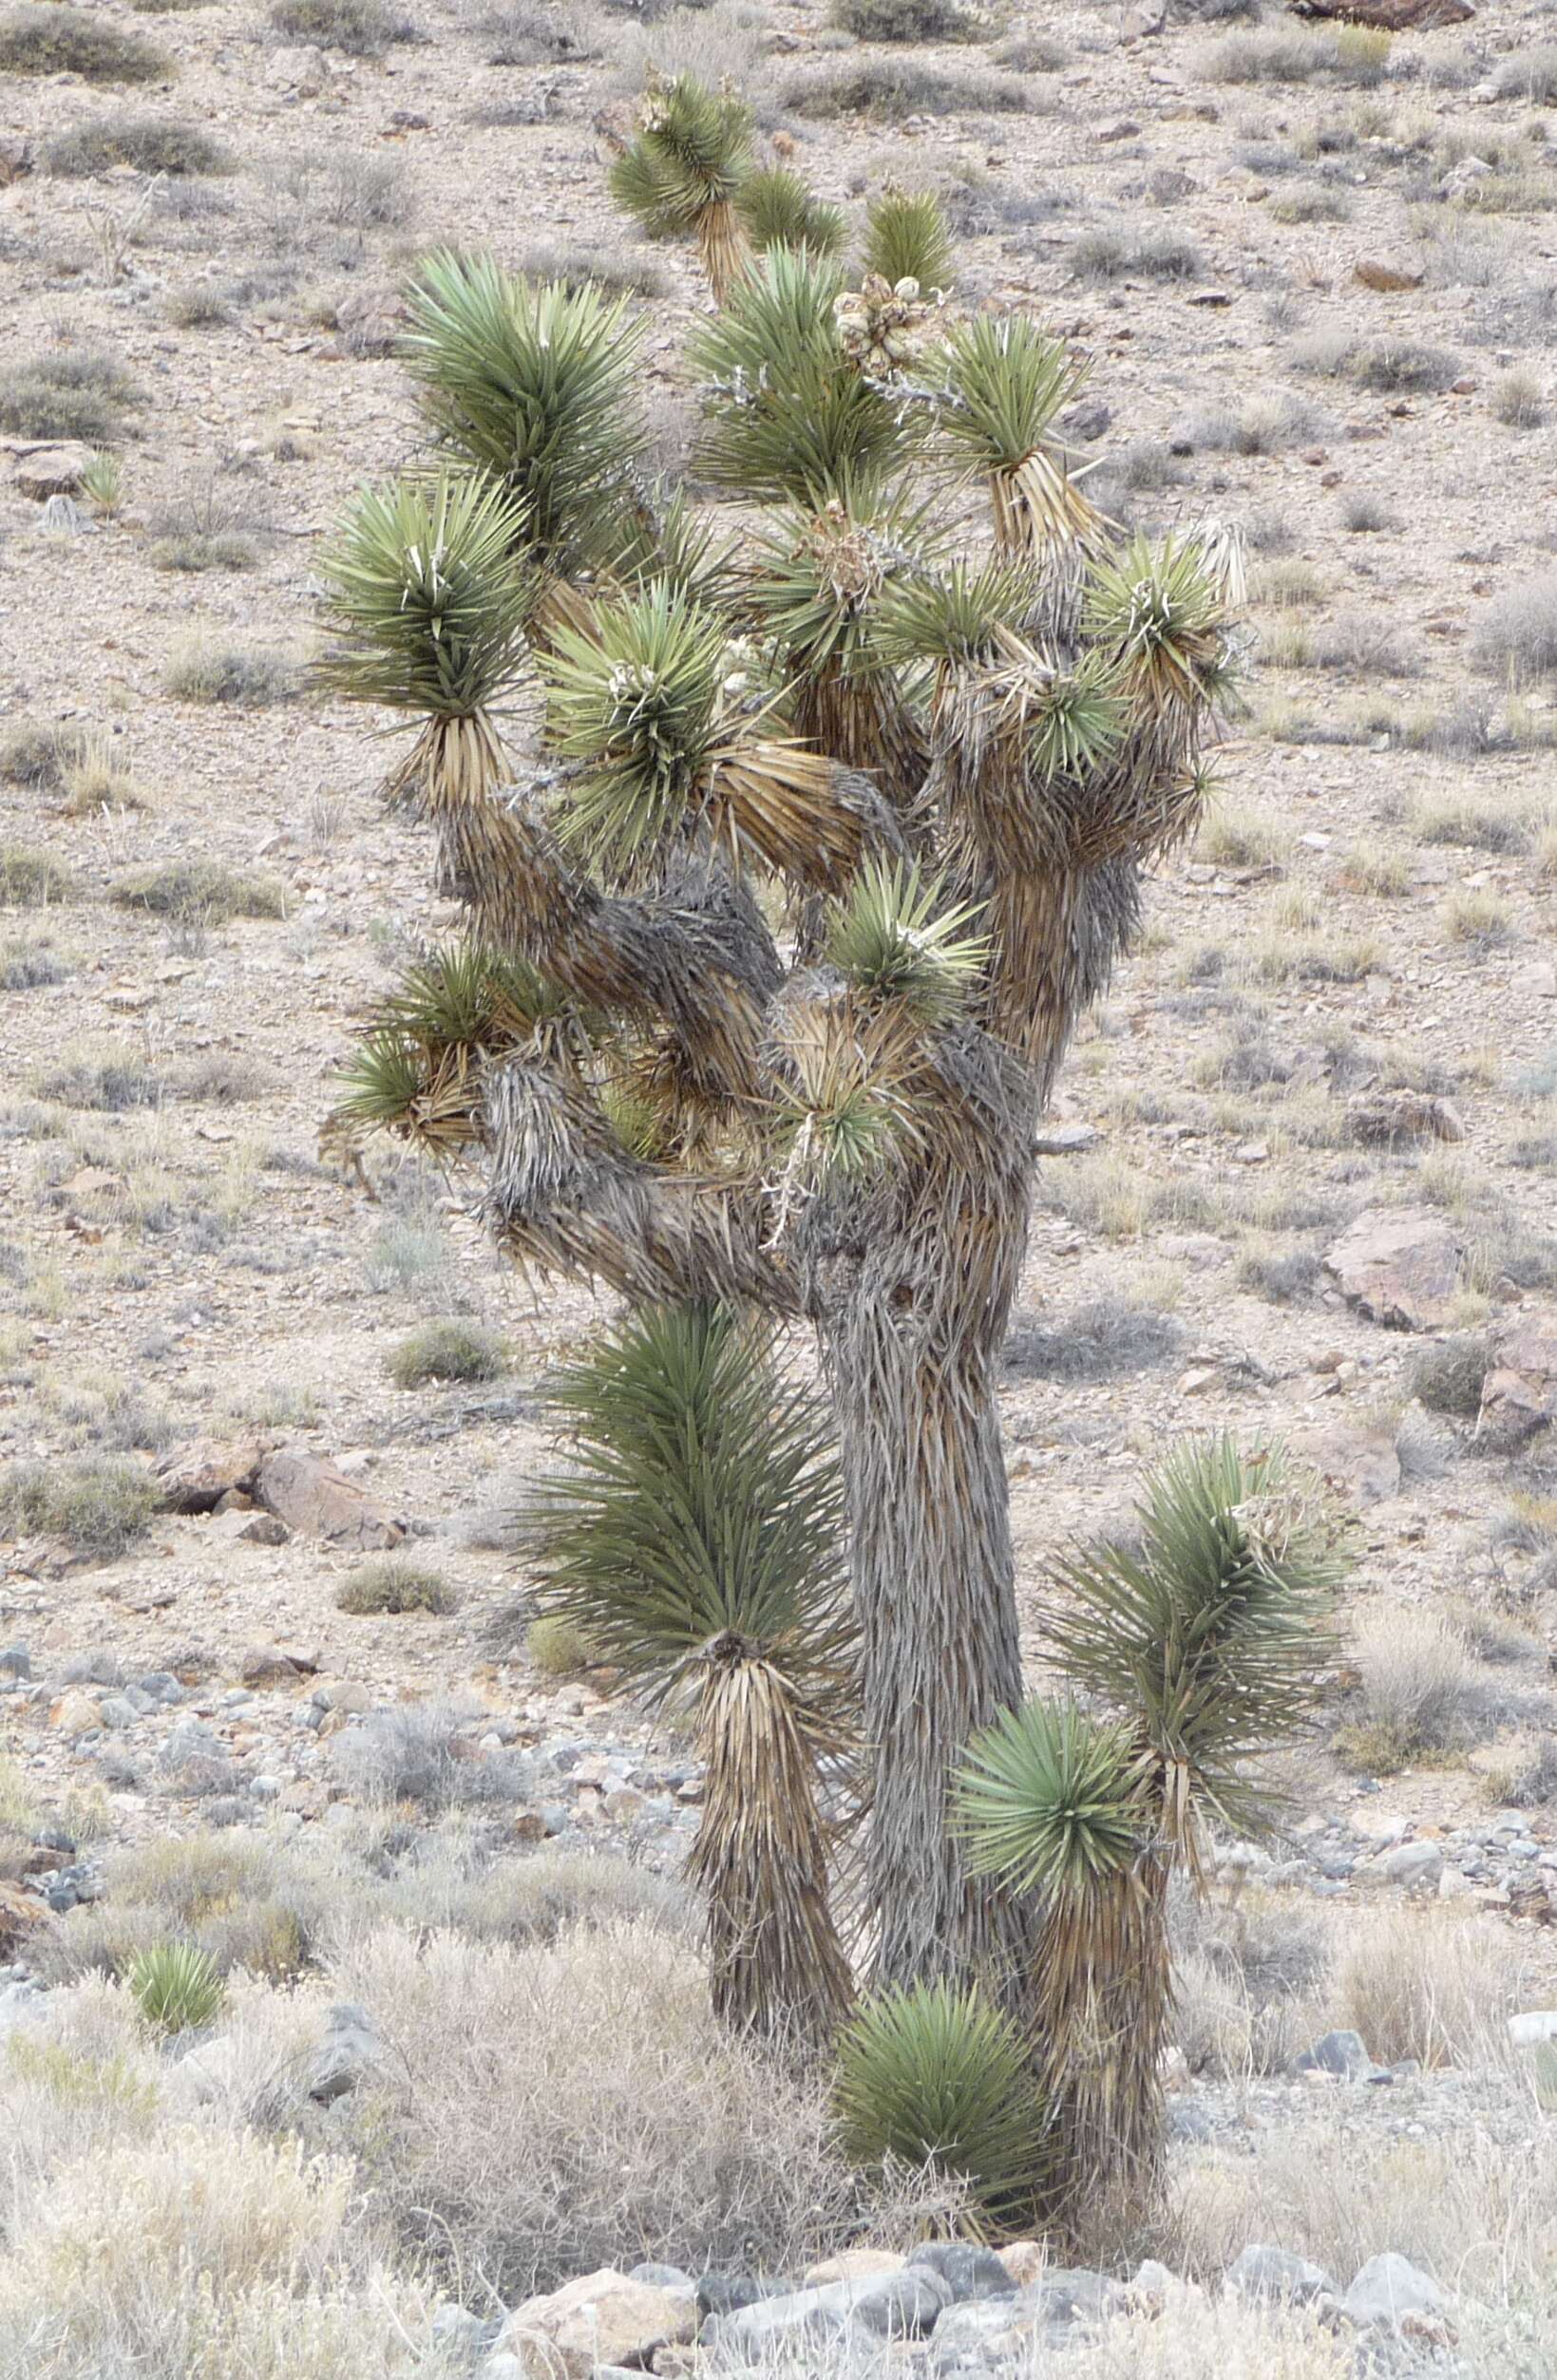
left=2, top=0, right=1557, bottom=2369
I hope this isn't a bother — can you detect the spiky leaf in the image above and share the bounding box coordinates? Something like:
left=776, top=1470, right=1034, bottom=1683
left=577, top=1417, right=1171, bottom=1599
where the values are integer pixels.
left=827, top=859, right=988, bottom=1025
left=746, top=474, right=940, bottom=682
left=1082, top=534, right=1230, bottom=713
left=314, top=472, right=530, bottom=719
left=690, top=246, right=916, bottom=504
left=402, top=252, right=646, bottom=574
left=835, top=1981, right=1051, bottom=2228
left=526, top=1301, right=853, bottom=1704
left=1027, top=652, right=1128, bottom=784
left=938, top=314, right=1087, bottom=477
left=1041, top=1436, right=1346, bottom=1850
left=862, top=186, right=955, bottom=293
left=954, top=1698, right=1148, bottom=1902
left=736, top=165, right=847, bottom=259
left=874, top=556, right=1041, bottom=670
left=610, top=75, right=752, bottom=236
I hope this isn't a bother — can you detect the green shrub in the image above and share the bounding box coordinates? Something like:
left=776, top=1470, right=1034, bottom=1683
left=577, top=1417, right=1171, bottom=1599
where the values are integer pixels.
left=829, top=0, right=973, bottom=38
left=110, top=861, right=287, bottom=923
left=0, top=1456, right=161, bottom=1558
left=785, top=63, right=1031, bottom=118
left=126, top=1940, right=226, bottom=2033
left=0, top=722, right=85, bottom=790
left=0, top=6, right=169, bottom=81
left=527, top=1615, right=593, bottom=1676
left=163, top=643, right=298, bottom=706
left=1410, top=1334, right=1491, bottom=1419
left=336, top=1556, right=458, bottom=1615
left=834, top=1980, right=1048, bottom=2226
left=0, top=349, right=137, bottom=444
left=387, top=1318, right=508, bottom=1388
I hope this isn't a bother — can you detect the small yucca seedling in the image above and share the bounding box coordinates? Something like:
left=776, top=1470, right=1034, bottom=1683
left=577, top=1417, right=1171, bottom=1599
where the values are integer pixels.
left=834, top=1980, right=1051, bottom=2234
left=314, top=471, right=531, bottom=815
left=80, top=448, right=123, bottom=517
left=610, top=73, right=754, bottom=302
left=939, top=315, right=1093, bottom=558
left=127, top=1940, right=225, bottom=2034
left=827, top=859, right=988, bottom=1026
left=861, top=186, right=955, bottom=294
left=736, top=165, right=846, bottom=260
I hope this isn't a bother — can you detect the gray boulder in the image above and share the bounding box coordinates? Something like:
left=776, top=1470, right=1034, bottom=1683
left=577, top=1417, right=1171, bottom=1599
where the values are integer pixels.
left=629, top=2262, right=694, bottom=2293
left=1225, top=2244, right=1334, bottom=2304
left=907, top=2242, right=1017, bottom=2303
left=309, top=2003, right=383, bottom=2103
left=1343, top=2252, right=1445, bottom=2330
left=1294, top=2029, right=1372, bottom=2080
left=703, top=2267, right=950, bottom=2356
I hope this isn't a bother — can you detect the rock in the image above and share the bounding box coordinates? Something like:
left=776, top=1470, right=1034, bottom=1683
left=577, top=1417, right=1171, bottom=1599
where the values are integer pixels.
left=500, top=2269, right=698, bottom=2378
left=704, top=2270, right=949, bottom=2357
left=804, top=2250, right=904, bottom=2287
left=1300, top=1422, right=1400, bottom=1507
left=997, top=2241, right=1047, bottom=2288
left=1322, top=1209, right=1464, bottom=1332
left=1034, top=2269, right=1123, bottom=2326
left=1508, top=2011, right=1557, bottom=2047
left=1295, top=2029, right=1372, bottom=2080
left=906, top=2243, right=1016, bottom=2304
left=696, top=2276, right=775, bottom=2319
left=1478, top=1320, right=1557, bottom=1449
left=1378, top=1840, right=1443, bottom=1888
left=627, top=2265, right=694, bottom=2294
left=0, top=1647, right=29, bottom=1681
left=211, top=1508, right=290, bottom=1547
left=1354, top=262, right=1425, bottom=292
left=253, top=1446, right=407, bottom=1550
left=1032, top=1122, right=1098, bottom=1156
left=52, top=1690, right=103, bottom=1738
left=309, top=2003, right=383, bottom=2102
left=1343, top=2252, right=1446, bottom=2331
left=1120, top=3, right=1166, bottom=37
left=1225, top=2245, right=1334, bottom=2304
left=9, top=443, right=94, bottom=498
left=930, top=2299, right=1022, bottom=2357
left=157, top=1438, right=261, bottom=1515
left=240, top=1646, right=310, bottom=1689
left=1346, top=1091, right=1465, bottom=1147
left=0, top=134, right=30, bottom=184
left=1128, top=2260, right=1178, bottom=2307
left=265, top=41, right=329, bottom=91
left=1094, top=117, right=1141, bottom=142
left=335, top=282, right=407, bottom=357
left=0, top=1885, right=45, bottom=1959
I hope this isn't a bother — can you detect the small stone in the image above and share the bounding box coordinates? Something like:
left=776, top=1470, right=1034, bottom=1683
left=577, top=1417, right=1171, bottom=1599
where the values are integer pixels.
left=1508, top=2011, right=1557, bottom=2047
left=1294, top=2029, right=1372, bottom=2081
left=1378, top=1840, right=1443, bottom=1888
left=1187, top=288, right=1232, bottom=308
left=1032, top=1122, right=1098, bottom=1156
left=1094, top=116, right=1141, bottom=142
left=907, top=2243, right=1016, bottom=2304
left=52, top=1691, right=103, bottom=1738
left=501, top=2270, right=698, bottom=2378
left=240, top=1647, right=308, bottom=1689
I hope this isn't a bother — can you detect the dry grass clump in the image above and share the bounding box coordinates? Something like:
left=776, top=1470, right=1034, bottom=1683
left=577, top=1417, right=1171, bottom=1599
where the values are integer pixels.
left=268, top=0, right=412, bottom=53
left=0, top=720, right=85, bottom=790
left=1062, top=2293, right=1354, bottom=2380
left=1475, top=570, right=1557, bottom=677
left=784, top=62, right=1034, bottom=118
left=1172, top=1888, right=1330, bottom=2077
left=335, top=1917, right=933, bottom=2298
left=1072, top=226, right=1205, bottom=283
left=335, top=1555, right=457, bottom=1615
left=527, top=1613, right=594, bottom=1674
left=0, top=847, right=74, bottom=909
left=1198, top=23, right=1388, bottom=85
left=1338, top=1903, right=1530, bottom=2068
left=0, top=1455, right=161, bottom=1559
left=0, top=5, right=169, bottom=80
left=0, top=349, right=138, bottom=444
left=330, top=1700, right=528, bottom=1811
left=386, top=1317, right=507, bottom=1388
left=830, top=0, right=975, bottom=37
left=43, top=115, right=227, bottom=178
left=110, top=859, right=287, bottom=924
left=1410, top=1332, right=1491, bottom=1418
left=1338, top=1605, right=1476, bottom=1772
left=163, top=642, right=299, bottom=706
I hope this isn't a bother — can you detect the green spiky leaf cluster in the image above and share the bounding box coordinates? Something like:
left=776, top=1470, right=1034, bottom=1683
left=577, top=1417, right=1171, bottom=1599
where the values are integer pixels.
left=1083, top=534, right=1230, bottom=709
left=527, top=1301, right=853, bottom=1704
left=862, top=187, right=955, bottom=294
left=834, top=1980, right=1050, bottom=2229
left=875, top=556, right=1039, bottom=669
left=736, top=165, right=847, bottom=259
left=1027, top=653, right=1127, bottom=784
left=828, top=859, right=988, bottom=1025
left=1041, top=1435, right=1346, bottom=1847
left=954, top=1699, right=1146, bottom=1902
left=690, top=247, right=917, bottom=503
left=541, top=581, right=733, bottom=874
left=332, top=942, right=573, bottom=1143
left=313, top=471, right=530, bottom=719
left=403, top=252, right=645, bottom=573
left=610, top=74, right=753, bottom=237
left=127, top=1941, right=225, bottom=2036
left=938, top=314, right=1086, bottom=477
left=746, top=476, right=938, bottom=681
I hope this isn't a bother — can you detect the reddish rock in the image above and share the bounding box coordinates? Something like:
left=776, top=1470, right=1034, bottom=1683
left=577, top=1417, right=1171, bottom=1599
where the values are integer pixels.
left=0, top=1881, right=45, bottom=1957
left=9, top=443, right=94, bottom=499
left=252, top=1446, right=407, bottom=1550
left=1323, top=1209, right=1464, bottom=1332
left=157, top=1438, right=262, bottom=1515
left=1479, top=1320, right=1557, bottom=1449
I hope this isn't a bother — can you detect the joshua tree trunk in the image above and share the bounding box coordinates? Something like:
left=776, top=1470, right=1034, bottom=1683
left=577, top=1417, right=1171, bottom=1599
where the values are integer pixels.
left=804, top=1076, right=1037, bottom=1993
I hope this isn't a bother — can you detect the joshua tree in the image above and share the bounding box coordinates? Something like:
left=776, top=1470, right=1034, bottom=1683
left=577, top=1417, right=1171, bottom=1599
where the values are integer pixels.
left=319, top=122, right=1239, bottom=1997
left=955, top=1437, right=1343, bottom=2223
left=522, top=1300, right=857, bottom=2040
